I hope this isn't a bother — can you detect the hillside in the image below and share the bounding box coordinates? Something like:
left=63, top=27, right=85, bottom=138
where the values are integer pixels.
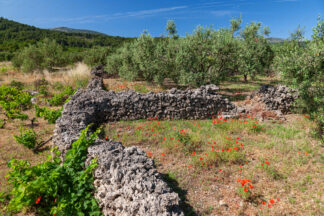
left=266, top=37, right=286, bottom=43
left=50, top=26, right=106, bottom=35
left=0, top=17, right=134, bottom=60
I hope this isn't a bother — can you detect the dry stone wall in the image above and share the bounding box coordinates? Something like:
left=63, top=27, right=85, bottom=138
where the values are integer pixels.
left=248, top=85, right=298, bottom=114
left=53, top=66, right=241, bottom=215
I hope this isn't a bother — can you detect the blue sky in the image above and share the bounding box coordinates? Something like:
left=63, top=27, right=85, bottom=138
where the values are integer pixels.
left=0, top=0, right=323, bottom=39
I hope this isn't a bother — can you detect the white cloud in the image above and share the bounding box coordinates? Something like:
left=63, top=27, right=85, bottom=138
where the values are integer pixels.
left=211, top=10, right=236, bottom=16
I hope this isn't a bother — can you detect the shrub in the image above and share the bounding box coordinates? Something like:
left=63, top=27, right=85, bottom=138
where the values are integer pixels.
left=6, top=126, right=103, bottom=216
left=12, top=38, right=66, bottom=73
left=83, top=46, right=110, bottom=66
left=34, top=78, right=49, bottom=96
left=47, top=86, right=75, bottom=106
left=9, top=80, right=24, bottom=90
left=35, top=105, right=63, bottom=124
left=0, top=85, right=32, bottom=120
left=13, top=128, right=37, bottom=149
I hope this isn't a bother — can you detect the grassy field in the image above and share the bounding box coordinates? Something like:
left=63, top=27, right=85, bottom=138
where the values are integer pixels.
left=0, top=62, right=323, bottom=215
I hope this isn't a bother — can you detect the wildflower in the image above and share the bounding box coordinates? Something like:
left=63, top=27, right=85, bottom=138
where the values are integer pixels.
left=147, top=152, right=152, bottom=157
left=270, top=199, right=275, bottom=204
left=219, top=169, right=222, bottom=171
left=188, top=164, right=193, bottom=168
left=163, top=137, right=166, bottom=141
left=54, top=198, right=56, bottom=203
left=265, top=162, right=270, bottom=165
left=191, top=151, right=196, bottom=155
left=277, top=198, right=280, bottom=201
left=222, top=149, right=224, bottom=152
left=245, top=162, right=248, bottom=165
left=209, top=165, right=213, bottom=168
left=262, top=201, right=266, bottom=205
left=237, top=178, right=241, bottom=182
left=268, top=204, right=271, bottom=208
left=204, top=153, right=207, bottom=156
left=244, top=188, right=249, bottom=192
left=249, top=184, right=253, bottom=189
left=161, top=153, right=165, bottom=156
left=200, top=157, right=203, bottom=161
left=105, top=136, right=108, bottom=140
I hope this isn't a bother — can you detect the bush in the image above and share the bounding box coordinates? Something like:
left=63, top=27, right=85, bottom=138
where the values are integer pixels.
left=12, top=38, right=66, bottom=73
left=35, top=105, right=63, bottom=124
left=34, top=78, right=49, bottom=96
left=47, top=86, right=75, bottom=106
left=6, top=126, right=103, bottom=216
left=83, top=46, right=110, bottom=66
left=0, top=85, right=32, bottom=120
left=9, top=80, right=24, bottom=90
left=13, top=128, right=37, bottom=149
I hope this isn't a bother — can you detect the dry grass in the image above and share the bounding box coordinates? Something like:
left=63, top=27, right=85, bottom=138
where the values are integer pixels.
left=0, top=62, right=91, bottom=89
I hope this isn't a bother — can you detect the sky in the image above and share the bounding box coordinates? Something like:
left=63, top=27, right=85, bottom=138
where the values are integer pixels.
left=0, top=0, right=323, bottom=39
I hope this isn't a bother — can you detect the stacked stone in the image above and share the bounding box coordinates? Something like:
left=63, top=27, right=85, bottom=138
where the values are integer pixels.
left=53, top=67, right=241, bottom=216
left=86, top=140, right=184, bottom=216
left=249, top=85, right=298, bottom=114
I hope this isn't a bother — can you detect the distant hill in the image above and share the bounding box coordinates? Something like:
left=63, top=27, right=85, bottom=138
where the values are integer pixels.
left=0, top=17, right=134, bottom=60
left=266, top=37, right=286, bottom=43
left=50, top=27, right=106, bottom=35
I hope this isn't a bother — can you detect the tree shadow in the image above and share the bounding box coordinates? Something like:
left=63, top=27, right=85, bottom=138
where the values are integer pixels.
left=161, top=173, right=198, bottom=216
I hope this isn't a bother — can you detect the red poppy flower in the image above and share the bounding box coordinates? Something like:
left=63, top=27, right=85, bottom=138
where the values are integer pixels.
left=200, top=157, right=203, bottom=160
left=219, top=169, right=222, bottom=171
left=249, top=184, right=253, bottom=189
left=268, top=204, right=271, bottom=208
left=270, top=199, right=275, bottom=204
left=265, top=162, right=270, bottom=165
left=262, top=201, right=266, bottom=205
left=161, top=153, right=165, bottom=156
left=245, top=162, right=248, bottom=165
left=105, top=136, right=108, bottom=140
left=277, top=198, right=280, bottom=201
left=35, top=196, right=42, bottom=204
left=191, top=151, right=196, bottom=155
left=237, top=178, right=241, bottom=182
left=244, top=188, right=249, bottom=192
